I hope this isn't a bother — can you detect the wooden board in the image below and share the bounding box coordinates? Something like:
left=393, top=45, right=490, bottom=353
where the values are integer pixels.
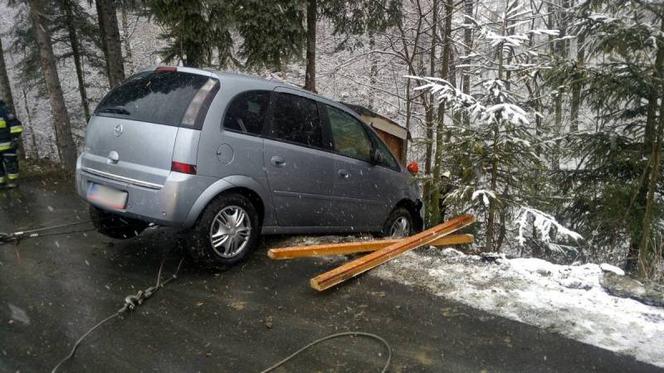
left=268, top=234, right=474, bottom=260
left=310, top=215, right=476, bottom=291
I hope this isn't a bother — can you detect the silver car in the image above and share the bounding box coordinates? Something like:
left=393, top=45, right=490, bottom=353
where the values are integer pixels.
left=76, top=66, right=422, bottom=265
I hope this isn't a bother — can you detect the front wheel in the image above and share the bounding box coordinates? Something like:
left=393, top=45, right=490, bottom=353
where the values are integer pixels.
left=185, top=193, right=260, bottom=267
left=382, top=207, right=414, bottom=238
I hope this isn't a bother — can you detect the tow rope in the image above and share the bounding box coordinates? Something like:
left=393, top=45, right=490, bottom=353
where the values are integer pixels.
left=260, top=331, right=392, bottom=373
left=6, top=222, right=393, bottom=372
left=0, top=221, right=92, bottom=245
left=51, top=257, right=185, bottom=373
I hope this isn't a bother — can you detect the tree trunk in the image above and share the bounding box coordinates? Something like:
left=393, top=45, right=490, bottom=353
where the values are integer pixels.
left=96, top=0, right=110, bottom=79
left=449, top=50, right=462, bottom=128
left=0, top=38, right=15, bottom=113
left=486, top=123, right=499, bottom=251
left=368, top=33, right=377, bottom=110
left=430, top=0, right=453, bottom=226
left=120, top=3, right=134, bottom=74
left=304, top=0, right=317, bottom=92
left=423, top=0, right=438, bottom=225
left=96, top=0, right=125, bottom=88
left=550, top=0, right=568, bottom=170
left=487, top=3, right=508, bottom=252
left=570, top=32, right=585, bottom=132
left=631, top=18, right=664, bottom=276
left=638, top=112, right=662, bottom=278
left=63, top=0, right=91, bottom=122
left=0, top=37, right=24, bottom=157
left=462, top=0, right=473, bottom=127
left=28, top=0, right=77, bottom=170
left=21, top=87, right=38, bottom=159
left=626, top=18, right=664, bottom=273
left=526, top=11, right=542, bottom=157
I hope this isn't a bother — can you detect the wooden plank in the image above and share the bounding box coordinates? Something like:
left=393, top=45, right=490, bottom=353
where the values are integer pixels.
left=267, top=234, right=474, bottom=260
left=310, top=215, right=476, bottom=291
left=431, top=233, right=474, bottom=247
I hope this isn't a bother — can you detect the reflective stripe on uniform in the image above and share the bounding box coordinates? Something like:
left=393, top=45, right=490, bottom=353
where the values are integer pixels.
left=4, top=153, right=16, bottom=157
left=0, top=176, right=5, bottom=184
left=0, top=119, right=6, bottom=128
left=0, top=142, right=11, bottom=151
left=7, top=173, right=18, bottom=180
left=10, top=125, right=23, bottom=134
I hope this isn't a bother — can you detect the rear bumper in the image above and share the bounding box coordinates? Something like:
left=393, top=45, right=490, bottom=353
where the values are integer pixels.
left=76, top=160, right=215, bottom=228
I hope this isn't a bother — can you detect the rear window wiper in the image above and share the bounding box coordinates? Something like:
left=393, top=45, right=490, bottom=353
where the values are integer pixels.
left=98, top=106, right=131, bottom=115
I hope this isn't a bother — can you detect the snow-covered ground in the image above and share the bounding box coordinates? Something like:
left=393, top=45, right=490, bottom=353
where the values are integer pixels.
left=373, top=248, right=664, bottom=368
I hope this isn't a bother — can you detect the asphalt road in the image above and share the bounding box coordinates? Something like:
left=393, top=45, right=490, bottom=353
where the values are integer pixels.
left=0, top=177, right=661, bottom=372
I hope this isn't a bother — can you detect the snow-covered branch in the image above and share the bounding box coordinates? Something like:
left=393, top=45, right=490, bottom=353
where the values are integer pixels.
left=515, top=207, right=583, bottom=246
left=406, top=75, right=530, bottom=126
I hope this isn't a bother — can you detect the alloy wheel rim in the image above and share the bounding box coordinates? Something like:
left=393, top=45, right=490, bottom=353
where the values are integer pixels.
left=209, top=205, right=252, bottom=258
left=389, top=216, right=410, bottom=237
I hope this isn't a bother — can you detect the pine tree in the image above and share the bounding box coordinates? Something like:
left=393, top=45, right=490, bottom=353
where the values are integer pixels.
left=233, top=0, right=305, bottom=71
left=555, top=0, right=664, bottom=276
left=304, top=0, right=402, bottom=92
left=411, top=0, right=560, bottom=252
left=148, top=0, right=234, bottom=67
left=147, top=0, right=304, bottom=70
left=10, top=0, right=104, bottom=124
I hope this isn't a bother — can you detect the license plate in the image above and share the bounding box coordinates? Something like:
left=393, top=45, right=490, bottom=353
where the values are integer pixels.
left=87, top=183, right=128, bottom=210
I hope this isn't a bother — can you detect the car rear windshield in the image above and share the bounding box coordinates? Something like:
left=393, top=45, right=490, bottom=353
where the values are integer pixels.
left=94, top=71, right=218, bottom=128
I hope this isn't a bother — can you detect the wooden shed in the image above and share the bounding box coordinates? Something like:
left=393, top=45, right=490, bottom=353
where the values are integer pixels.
left=342, top=103, right=410, bottom=165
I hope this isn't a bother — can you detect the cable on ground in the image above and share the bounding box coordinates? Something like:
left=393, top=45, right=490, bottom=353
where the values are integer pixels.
left=261, top=331, right=392, bottom=373
left=51, top=257, right=185, bottom=373
left=0, top=221, right=92, bottom=245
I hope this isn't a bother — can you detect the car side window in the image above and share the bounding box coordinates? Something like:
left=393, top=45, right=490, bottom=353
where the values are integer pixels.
left=326, top=105, right=372, bottom=162
left=368, top=130, right=400, bottom=169
left=223, top=91, right=270, bottom=135
left=270, top=93, right=323, bottom=148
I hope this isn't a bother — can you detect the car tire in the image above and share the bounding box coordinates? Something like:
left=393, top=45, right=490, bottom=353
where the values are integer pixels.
left=89, top=206, right=148, bottom=239
left=382, top=207, right=414, bottom=238
left=186, top=193, right=260, bottom=267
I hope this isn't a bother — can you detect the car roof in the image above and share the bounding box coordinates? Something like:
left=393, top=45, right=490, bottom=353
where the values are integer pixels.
left=143, top=66, right=353, bottom=114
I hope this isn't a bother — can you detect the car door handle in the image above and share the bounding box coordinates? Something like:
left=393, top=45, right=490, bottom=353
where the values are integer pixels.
left=270, top=156, right=286, bottom=167
left=338, top=169, right=350, bottom=179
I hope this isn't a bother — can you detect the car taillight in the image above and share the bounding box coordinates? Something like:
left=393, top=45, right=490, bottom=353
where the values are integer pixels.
left=171, top=161, right=197, bottom=175
left=155, top=66, right=177, bottom=73
left=407, top=161, right=419, bottom=175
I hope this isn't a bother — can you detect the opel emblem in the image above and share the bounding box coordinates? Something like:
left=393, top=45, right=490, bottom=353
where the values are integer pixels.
left=113, top=123, right=124, bottom=137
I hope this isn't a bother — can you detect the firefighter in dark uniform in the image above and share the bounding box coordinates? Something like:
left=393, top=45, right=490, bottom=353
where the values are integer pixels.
left=0, top=100, right=23, bottom=189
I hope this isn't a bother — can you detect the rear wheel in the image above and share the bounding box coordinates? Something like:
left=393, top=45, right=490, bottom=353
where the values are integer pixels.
left=186, top=193, right=260, bottom=266
left=382, top=207, right=414, bottom=238
left=89, top=206, right=148, bottom=239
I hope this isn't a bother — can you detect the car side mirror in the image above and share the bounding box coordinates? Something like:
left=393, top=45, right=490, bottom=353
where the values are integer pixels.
left=371, top=148, right=385, bottom=164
